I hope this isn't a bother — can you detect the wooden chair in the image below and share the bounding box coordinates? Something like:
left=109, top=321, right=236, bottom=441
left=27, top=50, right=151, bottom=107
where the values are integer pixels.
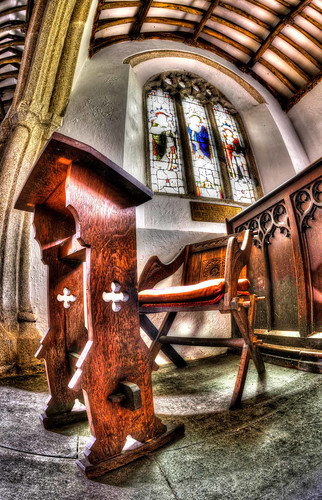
left=138, top=230, right=265, bottom=409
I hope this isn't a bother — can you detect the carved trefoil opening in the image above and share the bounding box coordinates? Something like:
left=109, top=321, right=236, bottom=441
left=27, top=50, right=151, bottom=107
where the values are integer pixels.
left=294, top=178, right=322, bottom=230
left=236, top=201, right=291, bottom=249
left=145, top=72, right=262, bottom=204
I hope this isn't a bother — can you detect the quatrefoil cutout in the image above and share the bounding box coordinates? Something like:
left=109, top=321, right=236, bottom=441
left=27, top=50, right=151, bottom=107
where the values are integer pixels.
left=57, top=288, right=76, bottom=309
left=102, top=281, right=129, bottom=312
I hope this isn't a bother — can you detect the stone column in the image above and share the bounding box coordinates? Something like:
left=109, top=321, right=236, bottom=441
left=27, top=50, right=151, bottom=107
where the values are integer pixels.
left=0, top=0, right=94, bottom=375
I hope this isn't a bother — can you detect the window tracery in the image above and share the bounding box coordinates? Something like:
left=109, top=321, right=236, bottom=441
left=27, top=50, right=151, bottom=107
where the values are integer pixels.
left=145, top=72, right=262, bottom=204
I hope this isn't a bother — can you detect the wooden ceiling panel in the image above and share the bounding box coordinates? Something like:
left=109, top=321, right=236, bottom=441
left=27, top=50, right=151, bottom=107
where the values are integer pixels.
left=200, top=33, right=252, bottom=61
left=1, top=0, right=321, bottom=123
left=284, top=24, right=322, bottom=60
left=0, top=1, right=31, bottom=122
left=254, top=60, right=294, bottom=95
left=215, top=5, right=270, bottom=37
left=274, top=34, right=320, bottom=72
left=89, top=0, right=322, bottom=110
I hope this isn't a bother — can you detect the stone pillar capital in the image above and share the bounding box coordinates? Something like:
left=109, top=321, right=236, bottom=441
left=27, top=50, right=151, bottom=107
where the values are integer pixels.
left=9, top=101, right=62, bottom=136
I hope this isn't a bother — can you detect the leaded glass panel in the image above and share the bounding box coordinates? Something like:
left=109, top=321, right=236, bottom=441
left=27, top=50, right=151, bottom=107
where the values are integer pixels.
left=213, top=104, right=256, bottom=203
left=182, top=96, right=223, bottom=199
left=147, top=88, right=185, bottom=194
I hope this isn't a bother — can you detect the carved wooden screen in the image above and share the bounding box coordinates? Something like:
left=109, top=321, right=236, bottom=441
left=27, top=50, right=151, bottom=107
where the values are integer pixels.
left=228, top=159, right=322, bottom=338
left=145, top=72, right=262, bottom=204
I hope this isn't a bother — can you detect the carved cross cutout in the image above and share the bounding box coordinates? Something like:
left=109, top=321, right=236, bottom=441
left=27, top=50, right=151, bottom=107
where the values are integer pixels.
left=57, top=288, right=76, bottom=309
left=102, top=281, right=129, bottom=312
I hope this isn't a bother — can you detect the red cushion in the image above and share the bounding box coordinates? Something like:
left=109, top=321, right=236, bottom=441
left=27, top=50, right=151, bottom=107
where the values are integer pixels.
left=138, top=278, right=250, bottom=304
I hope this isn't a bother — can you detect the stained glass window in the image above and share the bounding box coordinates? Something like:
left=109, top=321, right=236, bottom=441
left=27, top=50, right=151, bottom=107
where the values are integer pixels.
left=182, top=96, right=223, bottom=199
left=213, top=104, right=256, bottom=203
left=146, top=88, right=185, bottom=194
left=145, top=72, right=261, bottom=204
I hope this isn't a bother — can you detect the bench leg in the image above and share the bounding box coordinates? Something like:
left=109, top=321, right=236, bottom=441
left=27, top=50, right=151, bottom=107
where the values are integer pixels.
left=140, top=314, right=187, bottom=368
left=230, top=343, right=250, bottom=410
left=233, top=296, right=265, bottom=376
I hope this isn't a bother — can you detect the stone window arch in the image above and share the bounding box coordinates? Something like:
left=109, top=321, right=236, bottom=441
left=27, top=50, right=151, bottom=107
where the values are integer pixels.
left=145, top=71, right=262, bottom=204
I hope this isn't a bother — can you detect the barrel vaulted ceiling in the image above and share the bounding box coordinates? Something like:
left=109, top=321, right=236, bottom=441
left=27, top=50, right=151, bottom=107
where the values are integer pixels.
left=90, top=0, right=322, bottom=110
left=0, top=1, right=321, bottom=123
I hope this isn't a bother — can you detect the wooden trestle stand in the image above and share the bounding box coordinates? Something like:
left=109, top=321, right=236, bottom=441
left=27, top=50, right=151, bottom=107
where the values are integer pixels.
left=15, top=133, right=184, bottom=479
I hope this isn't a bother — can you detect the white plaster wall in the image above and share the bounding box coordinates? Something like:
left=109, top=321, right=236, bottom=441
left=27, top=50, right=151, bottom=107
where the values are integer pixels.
left=61, top=40, right=308, bottom=180
left=288, top=81, right=322, bottom=164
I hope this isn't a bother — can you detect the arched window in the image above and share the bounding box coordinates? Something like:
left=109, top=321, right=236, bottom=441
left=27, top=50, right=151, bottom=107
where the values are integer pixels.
left=145, top=72, right=262, bottom=204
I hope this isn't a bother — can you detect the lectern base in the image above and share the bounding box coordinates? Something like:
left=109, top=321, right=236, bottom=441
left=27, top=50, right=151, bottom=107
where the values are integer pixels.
left=76, top=423, right=185, bottom=479
left=40, top=409, right=88, bottom=429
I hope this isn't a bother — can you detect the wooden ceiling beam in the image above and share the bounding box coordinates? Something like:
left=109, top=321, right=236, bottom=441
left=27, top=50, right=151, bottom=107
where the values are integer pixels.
left=0, top=70, right=19, bottom=80
left=0, top=6, right=27, bottom=18
left=269, top=45, right=310, bottom=81
left=310, top=3, right=322, bottom=15
left=243, top=0, right=278, bottom=16
left=259, top=58, right=298, bottom=92
left=102, top=2, right=205, bottom=17
left=96, top=17, right=135, bottom=32
left=153, top=2, right=203, bottom=16
left=279, top=32, right=320, bottom=68
left=202, top=26, right=253, bottom=55
left=284, top=69, right=322, bottom=110
left=210, top=14, right=262, bottom=42
left=0, top=56, right=22, bottom=67
left=293, top=22, right=322, bottom=50
left=0, top=40, right=25, bottom=50
left=192, top=0, right=220, bottom=41
left=273, top=0, right=293, bottom=7
left=130, top=0, right=153, bottom=37
left=300, top=11, right=322, bottom=30
left=102, top=2, right=141, bottom=9
left=0, top=22, right=26, bottom=35
left=247, top=0, right=313, bottom=67
left=219, top=2, right=271, bottom=30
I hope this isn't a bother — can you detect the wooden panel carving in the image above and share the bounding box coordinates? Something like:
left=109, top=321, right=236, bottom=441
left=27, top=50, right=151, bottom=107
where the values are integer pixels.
left=236, top=201, right=290, bottom=248
left=228, top=158, right=322, bottom=338
left=235, top=200, right=296, bottom=331
left=293, top=177, right=322, bottom=333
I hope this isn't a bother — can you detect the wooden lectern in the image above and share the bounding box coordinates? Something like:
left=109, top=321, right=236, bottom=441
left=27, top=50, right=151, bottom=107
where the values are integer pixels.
left=15, top=133, right=184, bottom=478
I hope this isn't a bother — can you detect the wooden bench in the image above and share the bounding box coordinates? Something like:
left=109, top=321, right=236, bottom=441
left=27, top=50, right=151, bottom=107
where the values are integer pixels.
left=138, top=230, right=265, bottom=409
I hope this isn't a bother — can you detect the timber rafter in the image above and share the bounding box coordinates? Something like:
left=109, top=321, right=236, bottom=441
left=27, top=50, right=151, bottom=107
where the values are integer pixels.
left=130, top=0, right=154, bottom=37
left=88, top=0, right=322, bottom=110
left=0, top=0, right=33, bottom=122
left=192, top=0, right=220, bottom=41
left=247, top=0, right=313, bottom=67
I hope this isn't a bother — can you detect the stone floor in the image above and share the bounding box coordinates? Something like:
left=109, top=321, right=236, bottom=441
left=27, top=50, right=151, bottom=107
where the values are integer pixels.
left=0, top=354, right=321, bottom=500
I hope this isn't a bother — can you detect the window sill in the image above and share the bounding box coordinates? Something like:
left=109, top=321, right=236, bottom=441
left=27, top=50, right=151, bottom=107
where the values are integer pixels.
left=152, top=191, right=252, bottom=208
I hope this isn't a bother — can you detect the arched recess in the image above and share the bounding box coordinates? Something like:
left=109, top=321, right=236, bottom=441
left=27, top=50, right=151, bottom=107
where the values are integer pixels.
left=122, top=49, right=303, bottom=195
left=0, top=0, right=95, bottom=375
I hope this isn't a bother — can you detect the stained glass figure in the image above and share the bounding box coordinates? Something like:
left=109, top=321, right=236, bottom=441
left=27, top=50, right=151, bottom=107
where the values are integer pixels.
left=146, top=88, right=184, bottom=194
left=182, top=96, right=222, bottom=199
left=213, top=104, right=256, bottom=203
